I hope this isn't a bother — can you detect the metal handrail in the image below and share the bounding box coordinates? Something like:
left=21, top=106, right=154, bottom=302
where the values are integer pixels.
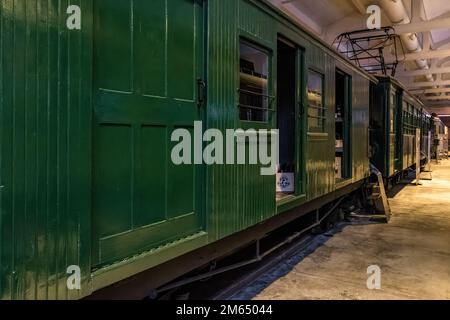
left=238, top=88, right=275, bottom=100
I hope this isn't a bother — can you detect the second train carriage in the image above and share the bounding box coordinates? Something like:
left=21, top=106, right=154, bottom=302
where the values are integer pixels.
left=432, top=116, right=449, bottom=160
left=421, top=110, right=433, bottom=164
left=369, top=76, right=433, bottom=183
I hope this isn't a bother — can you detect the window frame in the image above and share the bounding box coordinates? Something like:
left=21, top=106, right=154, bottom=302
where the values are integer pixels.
left=237, top=38, right=274, bottom=126
left=307, top=69, right=327, bottom=133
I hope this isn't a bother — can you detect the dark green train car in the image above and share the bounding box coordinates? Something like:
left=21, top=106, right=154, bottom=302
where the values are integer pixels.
left=432, top=116, right=449, bottom=160
left=370, top=76, right=431, bottom=181
left=421, top=112, right=433, bottom=162
left=0, top=0, right=374, bottom=299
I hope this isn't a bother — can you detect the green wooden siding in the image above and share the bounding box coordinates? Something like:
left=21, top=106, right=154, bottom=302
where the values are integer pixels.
left=91, top=0, right=205, bottom=267
left=206, top=0, right=372, bottom=238
left=207, top=0, right=278, bottom=240
left=350, top=72, right=371, bottom=180
left=0, top=0, right=92, bottom=299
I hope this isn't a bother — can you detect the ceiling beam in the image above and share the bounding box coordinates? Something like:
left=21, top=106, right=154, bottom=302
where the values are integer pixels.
left=427, top=101, right=450, bottom=109
left=422, top=31, right=431, bottom=52
left=351, top=0, right=366, bottom=15
left=411, top=0, right=424, bottom=23
left=407, top=80, right=450, bottom=88
left=421, top=96, right=450, bottom=101
left=393, top=17, right=450, bottom=34
left=405, top=48, right=450, bottom=61
left=411, top=87, right=450, bottom=94
left=397, top=66, right=450, bottom=76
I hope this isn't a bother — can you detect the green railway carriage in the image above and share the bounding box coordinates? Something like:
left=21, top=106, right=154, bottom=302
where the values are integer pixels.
left=432, top=116, right=449, bottom=160
left=369, top=76, right=431, bottom=181
left=0, top=0, right=375, bottom=300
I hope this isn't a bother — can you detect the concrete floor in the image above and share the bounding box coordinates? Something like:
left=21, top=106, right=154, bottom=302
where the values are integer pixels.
left=255, top=160, right=450, bottom=300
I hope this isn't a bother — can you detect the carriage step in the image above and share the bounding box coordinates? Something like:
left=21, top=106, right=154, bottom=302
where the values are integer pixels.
left=367, top=194, right=381, bottom=200
left=368, top=164, right=392, bottom=222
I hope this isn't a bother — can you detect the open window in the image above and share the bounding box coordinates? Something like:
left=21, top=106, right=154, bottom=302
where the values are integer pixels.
left=276, top=39, right=297, bottom=201
left=239, top=41, right=270, bottom=122
left=307, top=70, right=326, bottom=133
left=335, top=70, right=352, bottom=180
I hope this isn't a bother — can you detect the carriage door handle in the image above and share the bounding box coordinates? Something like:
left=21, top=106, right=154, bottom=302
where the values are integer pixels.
left=197, top=79, right=206, bottom=108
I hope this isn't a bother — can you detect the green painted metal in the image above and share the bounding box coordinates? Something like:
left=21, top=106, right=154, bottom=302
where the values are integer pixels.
left=1, top=0, right=376, bottom=300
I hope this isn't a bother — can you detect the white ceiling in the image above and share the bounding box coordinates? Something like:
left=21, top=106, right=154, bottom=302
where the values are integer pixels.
left=285, top=0, right=356, bottom=27
left=423, top=0, right=450, bottom=51
left=270, top=0, right=450, bottom=125
left=423, top=0, right=450, bottom=20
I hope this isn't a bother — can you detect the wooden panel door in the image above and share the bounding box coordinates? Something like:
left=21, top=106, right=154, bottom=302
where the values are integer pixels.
left=92, top=0, right=205, bottom=266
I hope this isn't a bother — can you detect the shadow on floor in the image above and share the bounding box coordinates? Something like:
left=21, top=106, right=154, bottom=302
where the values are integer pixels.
left=387, top=182, right=410, bottom=198
left=387, top=170, right=420, bottom=198
left=230, top=220, right=381, bottom=300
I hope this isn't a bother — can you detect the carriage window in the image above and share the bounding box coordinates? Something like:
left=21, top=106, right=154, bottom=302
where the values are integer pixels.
left=239, top=42, right=270, bottom=122
left=307, top=70, right=326, bottom=132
